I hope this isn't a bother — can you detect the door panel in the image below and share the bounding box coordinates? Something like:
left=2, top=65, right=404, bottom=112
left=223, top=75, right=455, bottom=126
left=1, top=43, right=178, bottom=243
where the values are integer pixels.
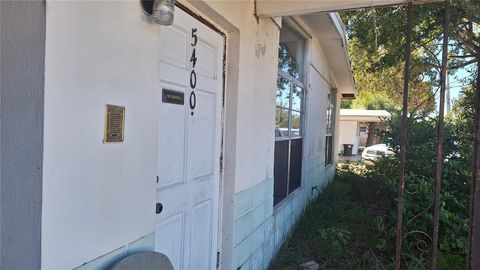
left=160, top=25, right=189, bottom=69
left=190, top=199, right=213, bottom=269
left=189, top=90, right=215, bottom=181
left=155, top=213, right=185, bottom=270
left=156, top=7, right=223, bottom=270
left=196, top=39, right=217, bottom=79
left=157, top=84, right=187, bottom=188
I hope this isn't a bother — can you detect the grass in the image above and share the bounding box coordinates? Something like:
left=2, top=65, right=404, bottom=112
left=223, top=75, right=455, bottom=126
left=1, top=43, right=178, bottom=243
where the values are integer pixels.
left=270, top=167, right=396, bottom=269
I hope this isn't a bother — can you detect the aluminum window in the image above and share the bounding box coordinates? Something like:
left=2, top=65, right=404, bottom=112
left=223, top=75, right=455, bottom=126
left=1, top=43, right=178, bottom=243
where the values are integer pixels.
left=278, top=24, right=306, bottom=81
left=325, top=89, right=336, bottom=166
left=274, top=23, right=306, bottom=206
left=275, top=75, right=305, bottom=138
left=274, top=74, right=305, bottom=205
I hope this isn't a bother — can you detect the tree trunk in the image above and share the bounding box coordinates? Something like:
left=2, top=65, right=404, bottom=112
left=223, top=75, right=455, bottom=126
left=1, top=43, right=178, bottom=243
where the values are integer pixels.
left=366, top=122, right=378, bottom=146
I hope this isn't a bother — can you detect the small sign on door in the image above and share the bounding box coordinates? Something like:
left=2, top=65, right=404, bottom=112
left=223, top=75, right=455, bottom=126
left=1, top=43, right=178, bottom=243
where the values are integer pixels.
left=162, top=89, right=184, bottom=105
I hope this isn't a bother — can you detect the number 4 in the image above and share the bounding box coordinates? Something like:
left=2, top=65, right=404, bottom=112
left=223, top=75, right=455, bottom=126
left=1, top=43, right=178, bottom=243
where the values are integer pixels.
left=190, top=48, right=197, bottom=68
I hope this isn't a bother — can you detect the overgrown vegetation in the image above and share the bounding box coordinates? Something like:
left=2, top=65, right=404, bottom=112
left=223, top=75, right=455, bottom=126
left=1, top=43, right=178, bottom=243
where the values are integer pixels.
left=370, top=110, right=472, bottom=269
left=272, top=2, right=478, bottom=269
left=271, top=76, right=475, bottom=268
left=271, top=159, right=469, bottom=269
left=270, top=165, right=395, bottom=269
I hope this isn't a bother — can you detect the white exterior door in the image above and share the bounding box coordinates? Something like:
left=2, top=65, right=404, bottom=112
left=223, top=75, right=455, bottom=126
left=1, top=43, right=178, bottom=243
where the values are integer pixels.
left=155, top=8, right=224, bottom=270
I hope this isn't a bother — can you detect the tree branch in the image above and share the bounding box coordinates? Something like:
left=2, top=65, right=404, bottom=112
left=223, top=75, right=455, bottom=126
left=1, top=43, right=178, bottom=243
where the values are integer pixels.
left=449, top=58, right=479, bottom=70
left=450, top=54, right=476, bottom=58
left=459, top=12, right=480, bottom=25
left=453, top=28, right=478, bottom=55
left=410, top=85, right=440, bottom=115
left=417, top=42, right=441, bottom=67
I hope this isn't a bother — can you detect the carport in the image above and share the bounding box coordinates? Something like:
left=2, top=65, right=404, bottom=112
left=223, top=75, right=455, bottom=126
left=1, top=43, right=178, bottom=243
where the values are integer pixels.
left=338, top=109, right=391, bottom=155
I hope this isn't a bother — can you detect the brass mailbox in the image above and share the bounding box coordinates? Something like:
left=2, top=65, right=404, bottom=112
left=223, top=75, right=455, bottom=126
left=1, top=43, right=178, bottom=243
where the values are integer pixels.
left=104, top=105, right=125, bottom=143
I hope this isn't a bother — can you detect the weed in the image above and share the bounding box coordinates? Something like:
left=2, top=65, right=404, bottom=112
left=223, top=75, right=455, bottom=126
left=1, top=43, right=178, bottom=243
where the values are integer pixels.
left=270, top=173, right=392, bottom=269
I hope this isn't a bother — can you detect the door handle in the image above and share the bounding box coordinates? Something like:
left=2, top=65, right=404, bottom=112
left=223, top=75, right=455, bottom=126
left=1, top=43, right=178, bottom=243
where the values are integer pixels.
left=156, top=203, right=163, bottom=214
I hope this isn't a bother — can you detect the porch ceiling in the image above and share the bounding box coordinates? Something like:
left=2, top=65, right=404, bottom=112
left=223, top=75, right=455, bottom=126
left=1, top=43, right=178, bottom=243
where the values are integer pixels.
left=256, top=0, right=443, bottom=17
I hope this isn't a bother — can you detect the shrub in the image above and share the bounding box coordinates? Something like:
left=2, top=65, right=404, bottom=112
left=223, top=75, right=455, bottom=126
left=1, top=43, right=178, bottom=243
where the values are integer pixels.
left=366, top=104, right=473, bottom=268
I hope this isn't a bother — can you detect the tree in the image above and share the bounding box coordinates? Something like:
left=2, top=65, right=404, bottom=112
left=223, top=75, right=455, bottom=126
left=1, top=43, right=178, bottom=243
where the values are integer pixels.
left=341, top=1, right=479, bottom=101
left=342, top=2, right=479, bottom=74
left=342, top=2, right=480, bottom=267
left=344, top=38, right=436, bottom=112
left=341, top=1, right=480, bottom=146
left=451, top=73, right=477, bottom=163
left=341, top=34, right=436, bottom=146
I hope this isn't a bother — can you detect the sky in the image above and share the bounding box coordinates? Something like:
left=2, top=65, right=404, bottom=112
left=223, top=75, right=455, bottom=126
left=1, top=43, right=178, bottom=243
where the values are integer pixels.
left=448, top=64, right=475, bottom=102
left=444, top=23, right=479, bottom=112
left=434, top=43, right=477, bottom=113
left=421, top=60, right=474, bottom=113
left=433, top=65, right=474, bottom=114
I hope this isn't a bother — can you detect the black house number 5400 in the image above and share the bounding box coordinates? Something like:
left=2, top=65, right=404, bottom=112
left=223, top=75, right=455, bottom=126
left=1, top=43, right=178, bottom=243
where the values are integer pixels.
left=190, top=28, right=197, bottom=113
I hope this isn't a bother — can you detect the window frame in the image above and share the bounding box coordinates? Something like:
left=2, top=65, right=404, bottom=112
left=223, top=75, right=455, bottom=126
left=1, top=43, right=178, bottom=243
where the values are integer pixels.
left=273, top=73, right=307, bottom=207
left=325, top=88, right=336, bottom=166
left=277, top=22, right=307, bottom=83
left=274, top=72, right=306, bottom=207
left=274, top=20, right=308, bottom=207
left=275, top=71, right=306, bottom=140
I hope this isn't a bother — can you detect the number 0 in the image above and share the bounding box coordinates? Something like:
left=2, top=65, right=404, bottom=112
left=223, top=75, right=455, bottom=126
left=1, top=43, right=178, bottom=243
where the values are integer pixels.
left=190, top=70, right=197, bottom=89
left=189, top=91, right=196, bottom=110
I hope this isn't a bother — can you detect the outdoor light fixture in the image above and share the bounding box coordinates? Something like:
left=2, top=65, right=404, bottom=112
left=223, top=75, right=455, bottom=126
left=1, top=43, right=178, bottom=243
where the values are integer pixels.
left=141, top=0, right=175, bottom=26
left=152, top=0, right=175, bottom=26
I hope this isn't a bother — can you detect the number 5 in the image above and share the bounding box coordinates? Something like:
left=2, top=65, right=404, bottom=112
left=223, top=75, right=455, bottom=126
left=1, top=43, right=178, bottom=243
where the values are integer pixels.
left=191, top=28, right=197, bottom=46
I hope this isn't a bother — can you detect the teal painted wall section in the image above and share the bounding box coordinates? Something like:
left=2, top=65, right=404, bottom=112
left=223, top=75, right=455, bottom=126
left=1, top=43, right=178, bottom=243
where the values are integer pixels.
left=73, top=247, right=127, bottom=270
left=232, top=178, right=274, bottom=270
left=73, top=232, right=155, bottom=270
left=232, top=155, right=335, bottom=270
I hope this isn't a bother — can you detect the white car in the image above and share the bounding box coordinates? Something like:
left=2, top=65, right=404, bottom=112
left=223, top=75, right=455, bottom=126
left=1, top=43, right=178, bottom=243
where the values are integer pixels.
left=361, top=144, right=394, bottom=161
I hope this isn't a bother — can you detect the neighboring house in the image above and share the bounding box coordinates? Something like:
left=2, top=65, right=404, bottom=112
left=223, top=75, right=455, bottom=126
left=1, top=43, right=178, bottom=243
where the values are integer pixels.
left=338, top=109, right=391, bottom=155
left=2, top=1, right=372, bottom=269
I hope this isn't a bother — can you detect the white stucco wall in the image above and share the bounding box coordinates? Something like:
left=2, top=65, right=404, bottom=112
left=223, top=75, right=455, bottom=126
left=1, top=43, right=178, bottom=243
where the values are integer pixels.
left=43, top=0, right=280, bottom=269
left=201, top=1, right=279, bottom=193
left=304, top=34, right=334, bottom=164
left=339, top=120, right=359, bottom=154
left=224, top=13, right=343, bottom=269
left=43, top=2, right=159, bottom=269
left=41, top=0, right=348, bottom=269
